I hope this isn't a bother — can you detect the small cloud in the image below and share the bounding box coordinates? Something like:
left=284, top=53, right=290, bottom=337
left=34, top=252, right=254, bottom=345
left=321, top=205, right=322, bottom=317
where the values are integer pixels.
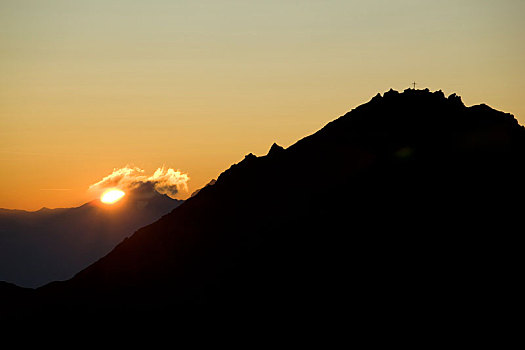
left=89, top=166, right=189, bottom=198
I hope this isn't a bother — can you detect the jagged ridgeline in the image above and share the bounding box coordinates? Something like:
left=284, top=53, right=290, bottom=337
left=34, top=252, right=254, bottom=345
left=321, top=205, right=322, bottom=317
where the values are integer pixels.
left=3, top=89, right=523, bottom=322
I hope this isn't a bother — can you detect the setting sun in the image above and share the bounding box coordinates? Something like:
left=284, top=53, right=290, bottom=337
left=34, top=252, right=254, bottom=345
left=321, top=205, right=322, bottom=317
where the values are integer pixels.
left=100, top=189, right=125, bottom=204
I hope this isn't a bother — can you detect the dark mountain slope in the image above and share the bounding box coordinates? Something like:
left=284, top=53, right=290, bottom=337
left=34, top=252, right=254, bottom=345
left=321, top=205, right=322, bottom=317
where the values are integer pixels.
left=0, top=191, right=182, bottom=288
left=12, top=89, right=524, bottom=321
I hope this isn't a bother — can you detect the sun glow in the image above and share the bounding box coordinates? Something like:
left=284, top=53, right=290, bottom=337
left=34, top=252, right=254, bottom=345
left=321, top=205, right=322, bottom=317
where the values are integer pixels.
left=100, top=189, right=125, bottom=204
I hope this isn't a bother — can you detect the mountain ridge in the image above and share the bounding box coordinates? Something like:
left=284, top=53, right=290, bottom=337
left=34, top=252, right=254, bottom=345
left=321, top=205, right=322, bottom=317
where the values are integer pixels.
left=4, top=88, right=522, bottom=323
left=0, top=191, right=183, bottom=288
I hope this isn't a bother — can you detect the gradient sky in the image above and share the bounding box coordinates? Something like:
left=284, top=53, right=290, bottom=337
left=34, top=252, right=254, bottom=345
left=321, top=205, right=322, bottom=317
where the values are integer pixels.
left=1, top=0, right=524, bottom=210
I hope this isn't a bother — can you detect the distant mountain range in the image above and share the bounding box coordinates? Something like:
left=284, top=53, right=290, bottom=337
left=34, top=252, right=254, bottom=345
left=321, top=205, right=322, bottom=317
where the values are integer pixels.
left=0, top=191, right=182, bottom=288
left=2, top=89, right=522, bottom=324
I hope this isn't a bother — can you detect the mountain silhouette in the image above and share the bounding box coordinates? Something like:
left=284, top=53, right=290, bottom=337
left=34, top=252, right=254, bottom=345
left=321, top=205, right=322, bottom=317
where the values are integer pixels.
left=0, top=190, right=182, bottom=288
left=3, top=89, right=522, bottom=324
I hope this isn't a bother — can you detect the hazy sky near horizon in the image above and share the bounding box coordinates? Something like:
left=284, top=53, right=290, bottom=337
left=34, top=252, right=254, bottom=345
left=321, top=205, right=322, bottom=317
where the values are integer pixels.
left=1, top=0, right=524, bottom=210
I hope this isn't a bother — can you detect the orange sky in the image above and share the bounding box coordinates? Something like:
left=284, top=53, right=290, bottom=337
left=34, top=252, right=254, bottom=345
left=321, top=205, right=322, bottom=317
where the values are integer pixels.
left=1, top=0, right=524, bottom=210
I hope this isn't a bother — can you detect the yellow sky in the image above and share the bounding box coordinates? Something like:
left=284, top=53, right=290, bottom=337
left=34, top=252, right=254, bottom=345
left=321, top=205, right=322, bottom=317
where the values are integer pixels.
left=1, top=0, right=524, bottom=210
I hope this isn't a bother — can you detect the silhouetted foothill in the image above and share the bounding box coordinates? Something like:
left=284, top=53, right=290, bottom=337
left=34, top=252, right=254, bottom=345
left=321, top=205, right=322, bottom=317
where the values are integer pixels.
left=4, top=89, right=523, bottom=325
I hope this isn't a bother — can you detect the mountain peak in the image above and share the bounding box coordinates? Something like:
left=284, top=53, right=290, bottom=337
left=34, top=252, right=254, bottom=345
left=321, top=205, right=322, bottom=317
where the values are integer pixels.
left=370, top=88, right=465, bottom=106
left=267, top=142, right=285, bottom=157
left=338, top=88, right=518, bottom=133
